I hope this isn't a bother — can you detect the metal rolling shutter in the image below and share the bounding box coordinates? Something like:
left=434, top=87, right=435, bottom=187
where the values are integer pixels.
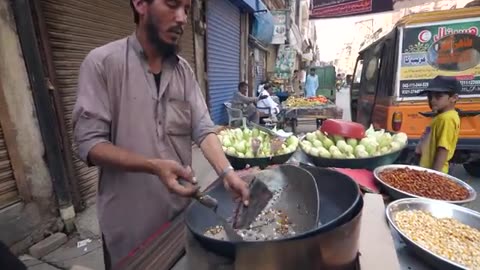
left=206, top=0, right=241, bottom=124
left=180, top=15, right=196, bottom=73
left=40, top=0, right=134, bottom=203
left=0, top=124, right=18, bottom=208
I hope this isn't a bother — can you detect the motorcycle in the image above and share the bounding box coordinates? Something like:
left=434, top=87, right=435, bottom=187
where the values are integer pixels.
left=335, top=79, right=343, bottom=91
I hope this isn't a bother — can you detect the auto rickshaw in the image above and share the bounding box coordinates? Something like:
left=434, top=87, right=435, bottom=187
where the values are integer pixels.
left=350, top=7, right=480, bottom=176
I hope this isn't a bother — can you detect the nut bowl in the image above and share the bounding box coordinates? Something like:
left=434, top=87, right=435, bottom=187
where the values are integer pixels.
left=386, top=198, right=480, bottom=270
left=373, top=164, right=476, bottom=205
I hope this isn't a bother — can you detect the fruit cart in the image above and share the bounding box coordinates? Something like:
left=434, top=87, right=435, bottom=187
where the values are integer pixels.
left=278, top=96, right=343, bottom=133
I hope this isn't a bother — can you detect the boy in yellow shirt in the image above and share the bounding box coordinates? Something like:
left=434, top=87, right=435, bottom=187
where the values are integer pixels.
left=417, top=76, right=461, bottom=174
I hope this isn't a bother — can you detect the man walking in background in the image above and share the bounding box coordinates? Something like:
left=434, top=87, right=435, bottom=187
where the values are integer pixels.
left=291, top=70, right=303, bottom=97
left=305, top=68, right=319, bottom=98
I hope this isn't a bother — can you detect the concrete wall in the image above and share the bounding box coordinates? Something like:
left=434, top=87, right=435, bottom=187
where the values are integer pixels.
left=193, top=0, right=208, bottom=99
left=266, top=45, right=277, bottom=74
left=0, top=0, right=58, bottom=253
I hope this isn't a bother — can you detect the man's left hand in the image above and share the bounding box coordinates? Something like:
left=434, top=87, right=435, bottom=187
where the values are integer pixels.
left=223, top=171, right=250, bottom=206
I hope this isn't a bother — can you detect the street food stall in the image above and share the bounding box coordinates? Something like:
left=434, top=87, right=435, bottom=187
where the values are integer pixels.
left=116, top=120, right=479, bottom=270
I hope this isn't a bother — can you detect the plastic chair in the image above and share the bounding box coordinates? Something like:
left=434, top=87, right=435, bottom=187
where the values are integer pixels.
left=257, top=106, right=279, bottom=128
left=224, top=102, right=245, bottom=127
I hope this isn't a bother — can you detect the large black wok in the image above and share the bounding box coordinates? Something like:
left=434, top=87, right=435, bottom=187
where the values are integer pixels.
left=234, top=197, right=364, bottom=270
left=185, top=164, right=319, bottom=258
left=233, top=166, right=364, bottom=270
left=298, top=164, right=362, bottom=232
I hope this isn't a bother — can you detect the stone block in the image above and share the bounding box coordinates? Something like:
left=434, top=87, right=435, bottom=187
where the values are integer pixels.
left=70, top=266, right=94, bottom=270
left=29, top=233, right=67, bottom=258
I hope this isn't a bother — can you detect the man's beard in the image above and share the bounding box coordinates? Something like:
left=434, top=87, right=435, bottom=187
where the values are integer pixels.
left=145, top=14, right=180, bottom=57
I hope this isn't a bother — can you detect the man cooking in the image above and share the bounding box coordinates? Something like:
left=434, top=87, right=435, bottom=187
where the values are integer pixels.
left=72, top=0, right=249, bottom=268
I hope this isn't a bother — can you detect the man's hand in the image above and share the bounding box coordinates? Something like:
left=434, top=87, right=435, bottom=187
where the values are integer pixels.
left=148, top=159, right=200, bottom=197
left=223, top=171, right=250, bottom=206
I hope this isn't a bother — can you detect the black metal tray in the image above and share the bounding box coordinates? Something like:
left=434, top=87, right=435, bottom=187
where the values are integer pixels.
left=225, top=151, right=295, bottom=170
left=302, top=145, right=406, bottom=171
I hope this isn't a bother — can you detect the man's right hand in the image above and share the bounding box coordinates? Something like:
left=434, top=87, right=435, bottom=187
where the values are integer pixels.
left=148, top=159, right=200, bottom=197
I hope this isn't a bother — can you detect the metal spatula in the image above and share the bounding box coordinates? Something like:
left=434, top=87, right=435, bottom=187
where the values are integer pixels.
left=179, top=179, right=244, bottom=242
left=233, top=177, right=273, bottom=229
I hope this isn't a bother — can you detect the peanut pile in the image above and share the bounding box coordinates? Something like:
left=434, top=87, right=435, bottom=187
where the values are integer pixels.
left=379, top=168, right=469, bottom=201
left=395, top=210, right=480, bottom=269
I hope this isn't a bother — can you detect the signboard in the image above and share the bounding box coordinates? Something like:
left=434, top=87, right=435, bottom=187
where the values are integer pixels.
left=399, top=18, right=480, bottom=97
left=274, top=45, right=296, bottom=79
left=427, top=34, right=480, bottom=71
left=310, top=0, right=393, bottom=19
left=271, top=10, right=288, bottom=44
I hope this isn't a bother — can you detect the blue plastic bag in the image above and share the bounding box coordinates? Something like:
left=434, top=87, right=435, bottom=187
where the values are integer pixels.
left=251, top=1, right=274, bottom=44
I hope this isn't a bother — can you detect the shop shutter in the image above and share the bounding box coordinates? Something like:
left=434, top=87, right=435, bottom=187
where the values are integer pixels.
left=40, top=0, right=134, bottom=203
left=0, top=124, right=19, bottom=208
left=181, top=15, right=196, bottom=74
left=40, top=0, right=197, bottom=203
left=206, top=0, right=241, bottom=124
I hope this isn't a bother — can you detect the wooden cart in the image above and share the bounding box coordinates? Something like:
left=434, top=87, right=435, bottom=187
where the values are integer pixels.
left=278, top=104, right=343, bottom=134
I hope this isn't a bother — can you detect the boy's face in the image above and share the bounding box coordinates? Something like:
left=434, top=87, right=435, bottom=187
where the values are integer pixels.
left=427, top=92, right=457, bottom=112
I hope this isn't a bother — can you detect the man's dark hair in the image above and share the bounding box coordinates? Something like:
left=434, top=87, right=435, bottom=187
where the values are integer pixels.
left=131, top=0, right=154, bottom=24
left=238, top=82, right=248, bottom=90
left=293, top=70, right=298, bottom=73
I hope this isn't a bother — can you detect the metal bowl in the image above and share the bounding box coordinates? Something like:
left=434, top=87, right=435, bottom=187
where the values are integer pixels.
left=374, top=164, right=476, bottom=205
left=225, top=150, right=296, bottom=170
left=301, top=144, right=406, bottom=170
left=386, top=198, right=480, bottom=270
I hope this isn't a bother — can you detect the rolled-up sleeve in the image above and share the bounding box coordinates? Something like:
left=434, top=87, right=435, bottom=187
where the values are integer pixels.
left=72, top=51, right=111, bottom=164
left=184, top=65, right=215, bottom=145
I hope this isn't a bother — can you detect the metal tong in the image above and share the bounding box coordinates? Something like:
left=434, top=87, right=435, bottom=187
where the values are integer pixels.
left=252, top=138, right=261, bottom=157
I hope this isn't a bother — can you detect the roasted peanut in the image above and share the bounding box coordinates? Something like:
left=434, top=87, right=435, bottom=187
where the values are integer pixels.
left=379, top=168, right=469, bottom=201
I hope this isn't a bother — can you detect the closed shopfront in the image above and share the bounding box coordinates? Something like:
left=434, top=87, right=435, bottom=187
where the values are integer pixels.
left=0, top=123, right=18, bottom=208
left=181, top=15, right=196, bottom=73
left=206, top=0, right=241, bottom=124
left=39, top=0, right=196, bottom=203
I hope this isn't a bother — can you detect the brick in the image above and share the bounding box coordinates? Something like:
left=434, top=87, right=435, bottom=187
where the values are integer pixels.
left=70, top=266, right=94, bottom=270
left=29, top=233, right=67, bottom=258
